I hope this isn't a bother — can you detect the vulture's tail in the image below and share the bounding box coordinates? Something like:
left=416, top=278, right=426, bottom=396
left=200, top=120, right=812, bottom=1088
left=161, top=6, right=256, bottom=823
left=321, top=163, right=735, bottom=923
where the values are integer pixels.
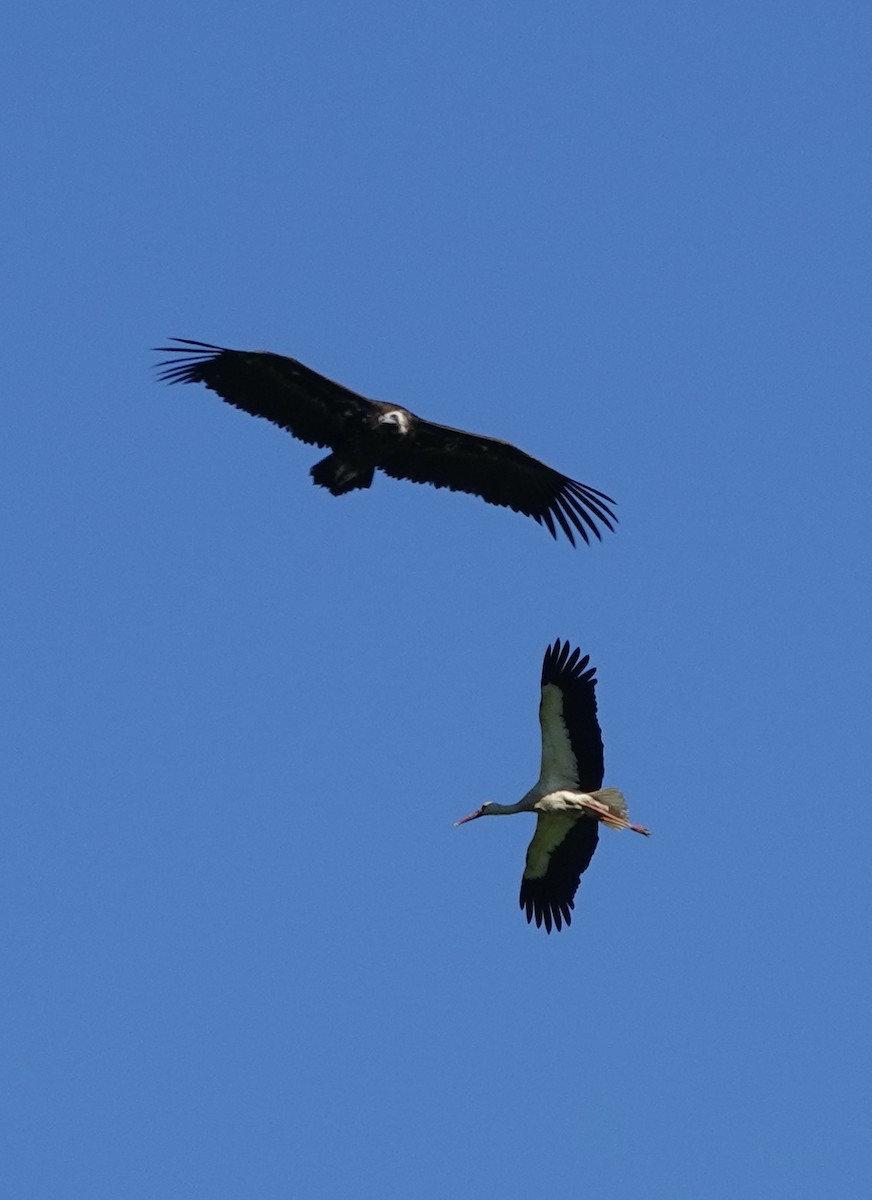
left=311, top=453, right=375, bottom=496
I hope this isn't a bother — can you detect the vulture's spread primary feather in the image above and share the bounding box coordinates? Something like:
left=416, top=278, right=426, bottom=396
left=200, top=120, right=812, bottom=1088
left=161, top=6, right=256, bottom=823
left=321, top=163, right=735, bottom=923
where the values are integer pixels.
left=455, top=639, right=650, bottom=932
left=155, top=339, right=617, bottom=545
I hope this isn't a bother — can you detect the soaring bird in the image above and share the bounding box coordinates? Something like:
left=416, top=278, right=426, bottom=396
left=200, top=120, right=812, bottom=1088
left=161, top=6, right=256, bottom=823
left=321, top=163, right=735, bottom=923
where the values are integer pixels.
left=455, top=639, right=649, bottom=932
left=155, top=339, right=617, bottom=546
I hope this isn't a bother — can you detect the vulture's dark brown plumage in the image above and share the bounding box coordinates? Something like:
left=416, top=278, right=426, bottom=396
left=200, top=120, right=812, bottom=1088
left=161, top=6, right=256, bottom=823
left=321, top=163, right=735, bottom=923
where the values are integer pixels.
left=155, top=339, right=617, bottom=545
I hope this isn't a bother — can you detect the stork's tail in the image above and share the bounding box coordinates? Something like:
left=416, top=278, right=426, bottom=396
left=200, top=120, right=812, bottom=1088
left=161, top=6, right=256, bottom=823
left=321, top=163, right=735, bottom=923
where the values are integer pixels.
left=587, top=788, right=651, bottom=836
left=589, top=787, right=627, bottom=818
left=311, top=453, right=375, bottom=496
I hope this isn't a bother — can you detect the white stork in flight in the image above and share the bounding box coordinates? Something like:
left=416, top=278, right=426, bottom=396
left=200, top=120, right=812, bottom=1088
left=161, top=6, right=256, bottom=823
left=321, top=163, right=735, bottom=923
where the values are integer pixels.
left=456, top=639, right=650, bottom=932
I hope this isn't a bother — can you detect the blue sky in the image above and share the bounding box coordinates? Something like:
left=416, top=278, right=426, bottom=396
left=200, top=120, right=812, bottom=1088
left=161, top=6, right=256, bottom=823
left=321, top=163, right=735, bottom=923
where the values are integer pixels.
left=2, top=1, right=871, bottom=1196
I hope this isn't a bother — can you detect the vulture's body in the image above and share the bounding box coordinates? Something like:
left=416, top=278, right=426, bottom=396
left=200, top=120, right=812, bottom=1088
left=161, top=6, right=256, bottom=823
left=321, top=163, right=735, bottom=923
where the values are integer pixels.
left=155, top=339, right=617, bottom=546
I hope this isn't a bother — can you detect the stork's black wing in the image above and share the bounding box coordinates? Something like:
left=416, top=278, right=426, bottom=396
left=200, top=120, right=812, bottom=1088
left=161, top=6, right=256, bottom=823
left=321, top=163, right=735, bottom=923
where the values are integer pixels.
left=154, top=339, right=377, bottom=450
left=378, top=419, right=616, bottom=546
left=520, top=815, right=600, bottom=932
left=539, top=639, right=605, bottom=792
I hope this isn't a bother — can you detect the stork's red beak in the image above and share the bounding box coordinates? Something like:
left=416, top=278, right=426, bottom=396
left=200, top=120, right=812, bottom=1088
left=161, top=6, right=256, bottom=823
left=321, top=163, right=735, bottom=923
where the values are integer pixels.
left=454, top=807, right=484, bottom=826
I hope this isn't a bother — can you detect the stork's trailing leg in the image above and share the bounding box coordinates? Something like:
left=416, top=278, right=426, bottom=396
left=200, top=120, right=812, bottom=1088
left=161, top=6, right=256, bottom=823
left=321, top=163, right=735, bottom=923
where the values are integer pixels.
left=581, top=798, right=651, bottom=836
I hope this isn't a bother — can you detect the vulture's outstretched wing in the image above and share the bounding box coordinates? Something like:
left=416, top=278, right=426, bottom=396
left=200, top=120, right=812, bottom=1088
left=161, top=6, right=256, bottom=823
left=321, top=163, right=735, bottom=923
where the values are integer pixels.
left=538, top=639, right=605, bottom=791
left=154, top=339, right=376, bottom=449
left=520, top=814, right=600, bottom=932
left=379, top=418, right=616, bottom=545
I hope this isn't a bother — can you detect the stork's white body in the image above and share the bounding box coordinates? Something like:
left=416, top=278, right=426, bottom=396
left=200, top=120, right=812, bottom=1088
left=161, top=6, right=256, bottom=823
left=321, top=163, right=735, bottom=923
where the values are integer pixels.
left=456, top=640, right=649, bottom=932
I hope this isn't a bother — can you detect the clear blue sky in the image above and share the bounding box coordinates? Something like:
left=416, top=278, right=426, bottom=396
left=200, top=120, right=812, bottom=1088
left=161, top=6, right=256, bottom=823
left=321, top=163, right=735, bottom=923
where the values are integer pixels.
left=2, top=2, right=871, bottom=1196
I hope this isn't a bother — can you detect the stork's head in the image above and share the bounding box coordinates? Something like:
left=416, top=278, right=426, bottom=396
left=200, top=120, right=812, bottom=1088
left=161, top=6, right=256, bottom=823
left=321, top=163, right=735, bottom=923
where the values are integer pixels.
left=454, top=802, right=499, bottom=826
left=377, top=409, right=411, bottom=435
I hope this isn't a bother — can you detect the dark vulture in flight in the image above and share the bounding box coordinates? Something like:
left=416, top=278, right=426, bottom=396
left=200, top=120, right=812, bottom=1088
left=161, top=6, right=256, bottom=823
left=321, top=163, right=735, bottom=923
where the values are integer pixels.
left=155, top=339, right=617, bottom=546
left=455, top=639, right=650, bottom=932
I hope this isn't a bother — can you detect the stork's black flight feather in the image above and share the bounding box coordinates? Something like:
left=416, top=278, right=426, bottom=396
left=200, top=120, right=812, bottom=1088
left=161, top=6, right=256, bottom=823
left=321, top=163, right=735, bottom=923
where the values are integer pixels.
left=155, top=339, right=617, bottom=546
left=539, top=638, right=604, bottom=793
left=520, top=819, right=600, bottom=933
